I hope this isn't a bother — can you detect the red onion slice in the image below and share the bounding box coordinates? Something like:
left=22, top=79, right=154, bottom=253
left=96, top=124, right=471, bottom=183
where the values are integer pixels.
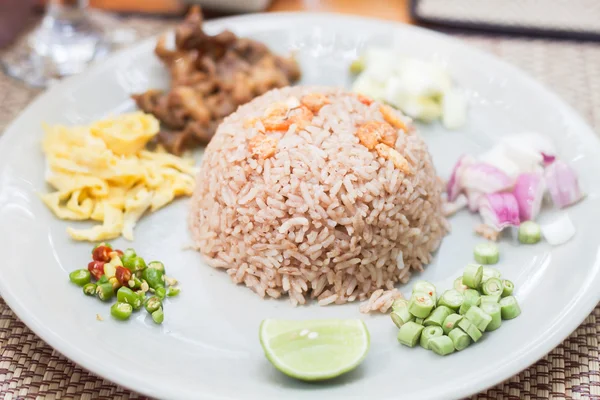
left=541, top=152, right=555, bottom=166
left=460, top=162, right=514, bottom=194
left=513, top=172, right=546, bottom=221
left=478, top=193, right=520, bottom=231
left=442, top=194, right=468, bottom=217
left=466, top=189, right=483, bottom=212
left=544, top=160, right=584, bottom=208
left=500, top=132, right=556, bottom=172
left=447, top=154, right=474, bottom=202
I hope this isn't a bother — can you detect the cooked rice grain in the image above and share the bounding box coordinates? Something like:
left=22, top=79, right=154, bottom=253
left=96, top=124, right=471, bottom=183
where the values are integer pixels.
left=189, top=86, right=448, bottom=312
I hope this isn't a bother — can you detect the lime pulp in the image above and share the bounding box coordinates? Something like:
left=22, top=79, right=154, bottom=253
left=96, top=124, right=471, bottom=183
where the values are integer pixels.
left=259, top=319, right=370, bottom=381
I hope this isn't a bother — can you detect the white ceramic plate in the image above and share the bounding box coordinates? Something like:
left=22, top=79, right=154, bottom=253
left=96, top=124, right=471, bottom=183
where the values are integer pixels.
left=1, top=13, right=599, bottom=400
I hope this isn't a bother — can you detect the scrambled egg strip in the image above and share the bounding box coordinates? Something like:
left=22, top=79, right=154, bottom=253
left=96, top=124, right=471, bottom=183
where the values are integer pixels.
left=41, top=112, right=197, bottom=242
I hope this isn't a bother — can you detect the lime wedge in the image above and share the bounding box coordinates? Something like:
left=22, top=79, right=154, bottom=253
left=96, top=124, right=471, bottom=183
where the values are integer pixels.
left=259, top=319, right=370, bottom=381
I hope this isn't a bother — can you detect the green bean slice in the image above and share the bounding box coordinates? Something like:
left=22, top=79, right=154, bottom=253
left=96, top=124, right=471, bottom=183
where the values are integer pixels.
left=437, top=289, right=464, bottom=311
left=464, top=305, right=492, bottom=331
left=429, top=335, right=455, bottom=356
left=424, top=306, right=452, bottom=327
left=518, top=221, right=541, bottom=244
left=448, top=328, right=471, bottom=351
left=474, top=243, right=499, bottom=265
left=397, top=321, right=424, bottom=347
left=408, top=291, right=435, bottom=318
left=463, top=263, right=483, bottom=289
left=480, top=302, right=502, bottom=331
left=501, top=280, right=514, bottom=297
left=499, top=296, right=521, bottom=320
left=419, top=326, right=443, bottom=350
left=481, top=277, right=503, bottom=296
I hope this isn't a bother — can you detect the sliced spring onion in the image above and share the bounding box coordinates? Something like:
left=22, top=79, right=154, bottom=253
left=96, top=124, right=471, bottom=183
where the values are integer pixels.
left=513, top=172, right=545, bottom=221
left=499, top=296, right=521, bottom=320
left=408, top=292, right=435, bottom=318
left=413, top=281, right=437, bottom=301
left=448, top=328, right=471, bottom=351
left=480, top=302, right=502, bottom=332
left=424, top=306, right=452, bottom=327
left=464, top=305, right=492, bottom=331
left=391, top=307, right=415, bottom=329
left=453, top=277, right=469, bottom=293
left=480, top=294, right=501, bottom=304
left=540, top=213, right=576, bottom=246
left=397, top=321, right=424, bottom=347
left=392, top=298, right=409, bottom=311
left=518, top=221, right=542, bottom=244
left=429, top=335, right=455, bottom=356
left=457, top=318, right=482, bottom=342
left=419, top=326, right=444, bottom=350
left=442, top=313, right=463, bottom=335
left=463, top=264, right=483, bottom=289
left=459, top=289, right=480, bottom=315
left=437, top=289, right=464, bottom=311
left=482, top=266, right=501, bottom=283
left=501, top=280, right=514, bottom=297
left=474, top=243, right=500, bottom=265
left=415, top=318, right=425, bottom=325
left=481, top=278, right=503, bottom=297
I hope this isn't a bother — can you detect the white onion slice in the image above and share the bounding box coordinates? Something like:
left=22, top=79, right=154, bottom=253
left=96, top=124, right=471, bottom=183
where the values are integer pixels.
left=540, top=213, right=576, bottom=245
left=442, top=89, right=467, bottom=130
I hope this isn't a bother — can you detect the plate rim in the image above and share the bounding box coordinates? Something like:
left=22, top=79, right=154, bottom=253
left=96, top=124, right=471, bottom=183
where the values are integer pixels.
left=1, top=11, right=599, bottom=399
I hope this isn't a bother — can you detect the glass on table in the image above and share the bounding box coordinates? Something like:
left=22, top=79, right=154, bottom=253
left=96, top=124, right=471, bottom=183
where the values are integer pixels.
left=2, top=0, right=111, bottom=87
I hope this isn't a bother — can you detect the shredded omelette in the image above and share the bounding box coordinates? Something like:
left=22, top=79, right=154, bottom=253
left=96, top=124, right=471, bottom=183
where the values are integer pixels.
left=41, top=112, right=197, bottom=241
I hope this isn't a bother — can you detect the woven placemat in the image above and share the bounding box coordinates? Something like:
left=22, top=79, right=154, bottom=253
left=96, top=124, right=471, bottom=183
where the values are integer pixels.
left=1, top=17, right=600, bottom=399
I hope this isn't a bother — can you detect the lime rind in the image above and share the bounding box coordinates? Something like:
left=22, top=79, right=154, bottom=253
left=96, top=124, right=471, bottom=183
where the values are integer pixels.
left=259, top=319, right=370, bottom=381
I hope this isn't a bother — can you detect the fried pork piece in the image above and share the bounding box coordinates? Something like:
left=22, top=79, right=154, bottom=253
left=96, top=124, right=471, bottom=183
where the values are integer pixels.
left=132, top=7, right=301, bottom=155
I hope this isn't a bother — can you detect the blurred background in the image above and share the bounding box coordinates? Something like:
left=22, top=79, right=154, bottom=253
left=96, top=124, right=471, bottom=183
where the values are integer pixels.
left=1, top=0, right=598, bottom=87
